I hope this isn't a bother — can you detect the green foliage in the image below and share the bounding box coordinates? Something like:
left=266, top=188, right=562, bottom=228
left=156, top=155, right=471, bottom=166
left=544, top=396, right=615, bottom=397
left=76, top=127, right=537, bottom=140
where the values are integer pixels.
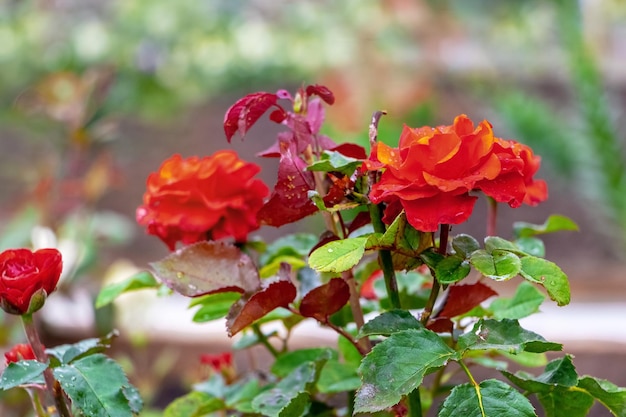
left=489, top=281, right=545, bottom=320
left=470, top=249, right=521, bottom=281
left=519, top=257, right=570, bottom=306
left=189, top=292, right=242, bottom=322
left=513, top=215, right=579, bottom=238
left=163, top=392, right=225, bottom=417
left=357, top=310, right=423, bottom=338
left=46, top=331, right=119, bottom=366
left=95, top=271, right=159, bottom=309
left=0, top=361, right=47, bottom=390
left=308, top=237, right=368, bottom=273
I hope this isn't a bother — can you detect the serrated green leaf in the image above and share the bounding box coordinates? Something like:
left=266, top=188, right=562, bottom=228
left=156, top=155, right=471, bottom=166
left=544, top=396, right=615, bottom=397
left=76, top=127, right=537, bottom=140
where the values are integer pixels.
left=317, top=360, right=360, bottom=393
left=307, top=151, right=362, bottom=175
left=355, top=329, right=457, bottom=412
left=95, top=271, right=159, bottom=309
left=470, top=250, right=521, bottom=281
left=0, top=360, right=47, bottom=390
left=164, top=391, right=225, bottom=417
left=458, top=319, right=562, bottom=354
left=223, top=378, right=262, bottom=413
left=53, top=354, right=142, bottom=417
left=513, top=215, right=579, bottom=238
left=537, top=388, right=594, bottom=417
left=46, top=331, right=118, bottom=365
left=271, top=348, right=336, bottom=378
left=451, top=234, right=480, bottom=257
left=502, top=355, right=578, bottom=394
left=514, top=237, right=546, bottom=257
left=435, top=255, right=471, bottom=284
left=577, top=376, right=626, bottom=416
left=519, top=256, right=570, bottom=306
left=358, top=310, right=422, bottom=338
left=485, top=236, right=520, bottom=253
left=489, top=281, right=545, bottom=320
left=308, top=237, right=368, bottom=273
left=438, top=379, right=536, bottom=417
left=189, top=292, right=241, bottom=323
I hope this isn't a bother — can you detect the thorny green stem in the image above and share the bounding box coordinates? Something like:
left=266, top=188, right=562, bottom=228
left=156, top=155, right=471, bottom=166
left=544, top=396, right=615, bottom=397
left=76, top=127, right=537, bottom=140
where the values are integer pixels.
left=486, top=197, right=498, bottom=237
left=421, top=224, right=450, bottom=325
left=22, top=314, right=72, bottom=417
left=251, top=323, right=279, bottom=358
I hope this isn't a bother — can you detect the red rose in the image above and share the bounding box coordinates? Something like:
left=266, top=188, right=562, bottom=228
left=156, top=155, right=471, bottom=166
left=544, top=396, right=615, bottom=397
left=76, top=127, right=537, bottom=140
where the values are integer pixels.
left=137, top=151, right=269, bottom=250
left=200, top=352, right=233, bottom=372
left=367, top=115, right=547, bottom=231
left=4, top=343, right=37, bottom=364
left=0, top=248, right=62, bottom=315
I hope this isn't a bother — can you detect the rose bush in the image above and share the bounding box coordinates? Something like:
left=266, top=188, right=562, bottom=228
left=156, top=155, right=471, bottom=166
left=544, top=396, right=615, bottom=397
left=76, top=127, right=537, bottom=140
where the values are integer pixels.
left=366, top=114, right=547, bottom=231
left=136, top=151, right=269, bottom=250
left=0, top=248, right=62, bottom=315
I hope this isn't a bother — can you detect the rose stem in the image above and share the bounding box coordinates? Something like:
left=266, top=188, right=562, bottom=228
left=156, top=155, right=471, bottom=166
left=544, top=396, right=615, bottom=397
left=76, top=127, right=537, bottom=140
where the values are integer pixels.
left=21, top=314, right=72, bottom=417
left=420, top=224, right=449, bottom=325
left=486, top=197, right=498, bottom=237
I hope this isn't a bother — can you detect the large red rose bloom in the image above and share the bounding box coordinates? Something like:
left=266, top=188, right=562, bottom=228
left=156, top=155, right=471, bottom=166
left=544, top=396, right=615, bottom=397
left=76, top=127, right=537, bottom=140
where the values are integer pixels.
left=366, top=115, right=547, bottom=231
left=137, top=151, right=270, bottom=250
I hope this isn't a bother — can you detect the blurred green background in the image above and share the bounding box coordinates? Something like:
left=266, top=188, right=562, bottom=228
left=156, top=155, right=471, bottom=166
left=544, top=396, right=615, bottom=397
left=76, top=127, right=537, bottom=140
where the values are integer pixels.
left=0, top=0, right=625, bottom=414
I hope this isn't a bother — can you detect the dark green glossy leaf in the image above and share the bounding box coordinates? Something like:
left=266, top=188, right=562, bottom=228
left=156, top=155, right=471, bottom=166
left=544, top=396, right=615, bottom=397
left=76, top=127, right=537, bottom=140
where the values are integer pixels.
left=451, top=234, right=480, bottom=257
left=309, top=237, right=368, bottom=273
left=317, top=360, right=360, bottom=393
left=515, top=237, right=545, bottom=257
left=307, top=151, right=362, bottom=175
left=489, top=281, right=545, bottom=320
left=438, top=379, right=536, bottom=417
left=358, top=310, right=423, bottom=338
left=502, top=355, right=578, bottom=393
left=0, top=360, right=47, bottom=390
left=519, top=256, right=570, bottom=306
left=513, top=215, right=579, bottom=238
left=96, top=271, right=159, bottom=309
left=457, top=319, right=562, bottom=354
left=577, top=376, right=626, bottom=417
left=46, top=331, right=118, bottom=365
left=53, top=353, right=142, bottom=417
left=484, top=236, right=519, bottom=253
left=435, top=255, right=471, bottom=284
left=470, top=249, right=521, bottom=281
left=355, top=329, right=457, bottom=412
left=537, top=388, right=594, bottom=417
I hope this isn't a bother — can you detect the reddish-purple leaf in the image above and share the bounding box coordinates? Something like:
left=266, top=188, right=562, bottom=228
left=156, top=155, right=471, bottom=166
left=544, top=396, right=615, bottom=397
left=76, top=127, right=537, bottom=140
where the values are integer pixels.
left=257, top=148, right=317, bottom=227
left=150, top=241, right=261, bottom=297
left=331, top=143, right=368, bottom=160
left=300, top=278, right=350, bottom=321
left=348, top=211, right=372, bottom=235
left=323, top=175, right=353, bottom=207
left=426, top=318, right=454, bottom=334
left=305, top=99, right=325, bottom=134
left=437, top=282, right=498, bottom=319
left=306, top=84, right=335, bottom=105
left=257, top=132, right=292, bottom=158
left=226, top=278, right=297, bottom=336
left=269, top=108, right=288, bottom=124
left=223, top=92, right=278, bottom=142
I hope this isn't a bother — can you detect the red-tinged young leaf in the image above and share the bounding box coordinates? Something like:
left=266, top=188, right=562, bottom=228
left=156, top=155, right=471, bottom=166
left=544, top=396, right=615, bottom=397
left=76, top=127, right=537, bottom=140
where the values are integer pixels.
left=437, top=282, right=498, bottom=319
left=331, top=143, right=368, bottom=160
left=323, top=175, right=353, bottom=207
left=269, top=108, right=287, bottom=124
left=150, top=241, right=260, bottom=297
left=348, top=211, right=372, bottom=235
left=306, top=84, right=335, bottom=105
left=223, top=92, right=278, bottom=142
left=426, top=318, right=454, bottom=334
left=257, top=148, right=317, bottom=227
left=300, top=278, right=350, bottom=321
left=226, top=279, right=297, bottom=336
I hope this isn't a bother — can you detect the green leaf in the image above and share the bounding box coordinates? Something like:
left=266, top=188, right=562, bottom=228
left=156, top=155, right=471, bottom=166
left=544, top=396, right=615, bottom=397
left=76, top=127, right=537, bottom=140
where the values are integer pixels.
left=435, top=255, right=471, bottom=284
left=355, top=329, right=457, bottom=413
left=308, top=237, right=368, bottom=273
left=0, top=360, right=47, bottom=390
left=437, top=379, right=536, bottom=417
left=537, top=388, right=594, bottom=417
left=357, top=310, right=423, bottom=338
left=519, top=256, right=570, bottom=306
left=484, top=236, right=520, bottom=253
left=53, top=354, right=142, bottom=417
left=189, top=292, right=241, bottom=323
left=271, top=348, right=336, bottom=378
left=223, top=378, right=263, bottom=413
left=470, top=250, right=521, bottom=281
left=338, top=334, right=362, bottom=368
left=306, top=150, right=362, bottom=175
left=451, top=234, right=480, bottom=257
left=251, top=360, right=325, bottom=417
left=96, top=271, right=159, bottom=308
left=577, top=376, right=626, bottom=416
left=489, top=281, right=545, bottom=320
left=502, top=355, right=579, bottom=394
left=317, top=360, right=360, bottom=393
left=513, top=215, right=579, bottom=238
left=260, top=233, right=318, bottom=266
left=458, top=319, right=562, bottom=354
left=514, top=237, right=545, bottom=257
left=164, top=391, right=225, bottom=417
left=46, top=331, right=118, bottom=365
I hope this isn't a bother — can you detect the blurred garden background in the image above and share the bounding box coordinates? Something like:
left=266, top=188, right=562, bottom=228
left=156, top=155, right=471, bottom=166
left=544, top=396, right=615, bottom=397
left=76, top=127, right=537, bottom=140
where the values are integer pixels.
left=1, top=0, right=625, bottom=415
